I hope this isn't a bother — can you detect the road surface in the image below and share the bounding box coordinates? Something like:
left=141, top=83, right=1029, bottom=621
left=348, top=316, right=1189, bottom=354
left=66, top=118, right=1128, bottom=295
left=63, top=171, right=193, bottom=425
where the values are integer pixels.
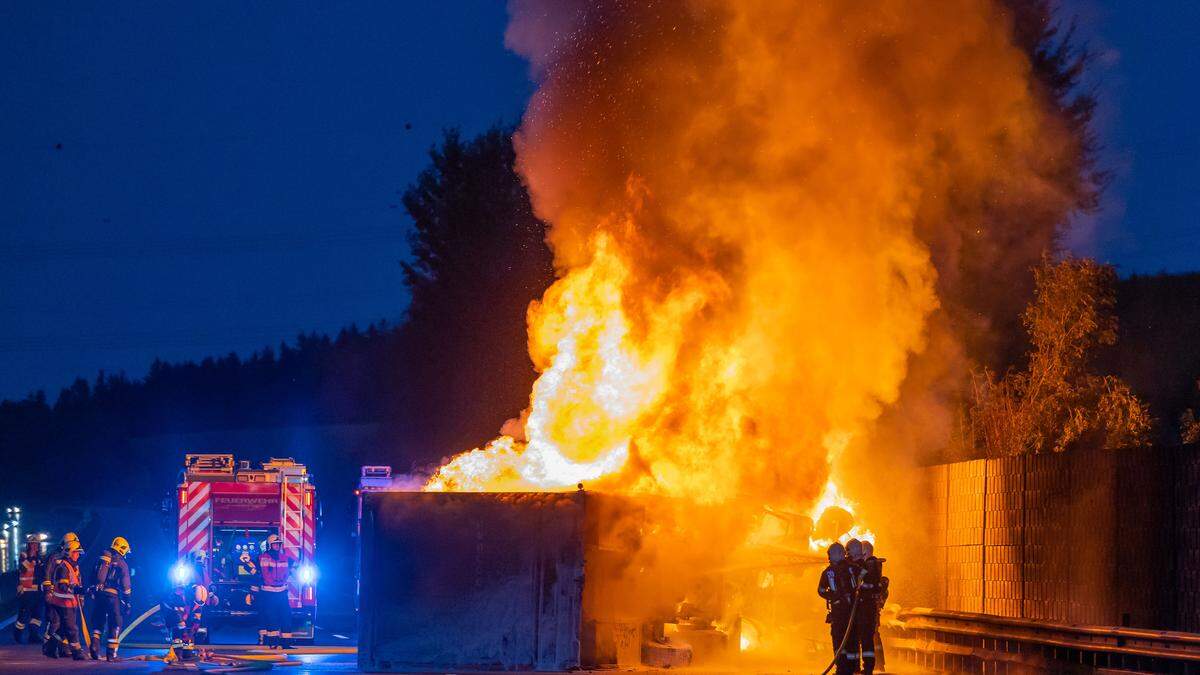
left=0, top=611, right=358, bottom=672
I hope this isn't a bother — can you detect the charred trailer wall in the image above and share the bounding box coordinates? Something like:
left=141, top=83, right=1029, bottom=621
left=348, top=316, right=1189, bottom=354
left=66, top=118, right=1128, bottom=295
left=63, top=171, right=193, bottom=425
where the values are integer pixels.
left=357, top=491, right=645, bottom=672
left=930, top=445, right=1184, bottom=630
left=1175, top=446, right=1200, bottom=631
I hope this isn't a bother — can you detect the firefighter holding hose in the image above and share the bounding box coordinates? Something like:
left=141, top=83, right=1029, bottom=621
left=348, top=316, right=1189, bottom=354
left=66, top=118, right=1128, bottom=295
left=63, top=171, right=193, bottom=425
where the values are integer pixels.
left=846, top=538, right=881, bottom=675
left=817, top=542, right=856, bottom=675
left=859, top=540, right=888, bottom=673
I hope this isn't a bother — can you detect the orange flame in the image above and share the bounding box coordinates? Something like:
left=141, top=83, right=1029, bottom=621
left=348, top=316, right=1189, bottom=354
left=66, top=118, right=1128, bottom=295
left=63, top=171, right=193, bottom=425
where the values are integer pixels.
left=427, top=0, right=1071, bottom=586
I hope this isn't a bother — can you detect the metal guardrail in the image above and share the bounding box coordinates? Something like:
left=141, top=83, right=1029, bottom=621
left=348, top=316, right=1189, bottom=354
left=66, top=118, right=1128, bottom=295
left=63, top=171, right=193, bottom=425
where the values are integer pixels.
left=886, top=608, right=1200, bottom=673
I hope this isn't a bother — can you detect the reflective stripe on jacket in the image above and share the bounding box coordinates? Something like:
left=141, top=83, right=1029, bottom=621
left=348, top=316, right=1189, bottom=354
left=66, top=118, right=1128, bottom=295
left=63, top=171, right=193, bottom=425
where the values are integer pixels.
left=17, top=554, right=39, bottom=592
left=94, top=548, right=133, bottom=597
left=818, top=561, right=854, bottom=608
left=48, top=558, right=81, bottom=608
left=40, top=550, right=64, bottom=590
left=258, top=552, right=289, bottom=591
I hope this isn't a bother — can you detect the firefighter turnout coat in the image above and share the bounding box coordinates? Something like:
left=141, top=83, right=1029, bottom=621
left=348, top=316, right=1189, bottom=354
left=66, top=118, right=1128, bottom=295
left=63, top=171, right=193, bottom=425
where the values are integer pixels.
left=92, top=547, right=132, bottom=601
left=47, top=557, right=82, bottom=608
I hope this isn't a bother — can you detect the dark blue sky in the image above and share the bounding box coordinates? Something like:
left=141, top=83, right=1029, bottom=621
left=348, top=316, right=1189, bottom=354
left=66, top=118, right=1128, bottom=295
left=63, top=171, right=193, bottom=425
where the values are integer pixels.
left=1, top=1, right=1196, bottom=401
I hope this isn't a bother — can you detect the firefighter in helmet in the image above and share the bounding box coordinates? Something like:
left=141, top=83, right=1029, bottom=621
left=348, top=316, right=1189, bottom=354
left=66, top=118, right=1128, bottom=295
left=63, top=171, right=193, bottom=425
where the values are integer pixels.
left=14, top=534, right=43, bottom=643
left=818, top=542, right=856, bottom=675
left=39, top=532, right=78, bottom=656
left=88, top=536, right=132, bottom=660
left=45, top=540, right=86, bottom=660
left=843, top=538, right=882, bottom=675
left=163, top=581, right=216, bottom=658
left=859, top=540, right=888, bottom=674
left=254, top=534, right=292, bottom=648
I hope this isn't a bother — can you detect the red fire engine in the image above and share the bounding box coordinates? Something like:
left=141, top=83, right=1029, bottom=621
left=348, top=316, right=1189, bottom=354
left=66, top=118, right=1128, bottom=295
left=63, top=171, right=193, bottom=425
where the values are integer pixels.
left=175, top=454, right=318, bottom=642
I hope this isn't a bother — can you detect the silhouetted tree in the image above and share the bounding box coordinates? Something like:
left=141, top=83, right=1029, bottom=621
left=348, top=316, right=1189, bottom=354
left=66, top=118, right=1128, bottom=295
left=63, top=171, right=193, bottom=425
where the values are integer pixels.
left=399, top=126, right=555, bottom=456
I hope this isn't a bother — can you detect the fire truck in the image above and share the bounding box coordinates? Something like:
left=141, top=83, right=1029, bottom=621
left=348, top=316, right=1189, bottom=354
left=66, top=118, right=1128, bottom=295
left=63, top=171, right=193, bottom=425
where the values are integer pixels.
left=174, top=454, right=318, bottom=642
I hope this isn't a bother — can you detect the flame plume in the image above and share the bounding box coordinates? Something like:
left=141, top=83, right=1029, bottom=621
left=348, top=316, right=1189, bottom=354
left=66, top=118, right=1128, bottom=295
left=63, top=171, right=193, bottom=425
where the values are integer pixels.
left=428, top=0, right=1076, bottom=547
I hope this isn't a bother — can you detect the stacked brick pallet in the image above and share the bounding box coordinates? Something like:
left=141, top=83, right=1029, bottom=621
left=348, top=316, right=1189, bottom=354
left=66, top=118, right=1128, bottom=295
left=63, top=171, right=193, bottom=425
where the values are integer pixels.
left=928, top=444, right=1197, bottom=631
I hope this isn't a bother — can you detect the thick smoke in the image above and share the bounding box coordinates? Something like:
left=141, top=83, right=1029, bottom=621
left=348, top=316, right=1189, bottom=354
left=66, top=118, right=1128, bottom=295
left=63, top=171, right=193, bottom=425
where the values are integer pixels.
left=428, top=0, right=1085, bottom=643
left=493, top=0, right=1075, bottom=504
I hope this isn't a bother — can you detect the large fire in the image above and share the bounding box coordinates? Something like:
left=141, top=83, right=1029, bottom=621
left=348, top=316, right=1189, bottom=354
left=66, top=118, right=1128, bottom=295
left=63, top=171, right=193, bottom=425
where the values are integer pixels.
left=425, top=0, right=1080, bottom=623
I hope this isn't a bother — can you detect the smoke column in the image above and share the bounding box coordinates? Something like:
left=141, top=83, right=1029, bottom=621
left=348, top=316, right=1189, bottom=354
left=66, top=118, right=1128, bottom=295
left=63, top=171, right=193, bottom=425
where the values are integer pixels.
left=429, top=0, right=1078, bottom=513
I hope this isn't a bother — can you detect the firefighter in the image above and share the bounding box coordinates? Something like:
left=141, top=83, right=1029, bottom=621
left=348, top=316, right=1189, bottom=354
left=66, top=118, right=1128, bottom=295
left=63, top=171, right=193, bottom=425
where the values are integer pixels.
left=39, top=532, right=78, bottom=655
left=44, top=540, right=86, bottom=660
left=861, top=540, right=888, bottom=674
left=845, top=538, right=880, bottom=675
left=255, top=534, right=292, bottom=648
left=14, top=535, right=43, bottom=643
left=818, top=542, right=856, bottom=675
left=87, top=536, right=132, bottom=660
left=163, top=582, right=216, bottom=658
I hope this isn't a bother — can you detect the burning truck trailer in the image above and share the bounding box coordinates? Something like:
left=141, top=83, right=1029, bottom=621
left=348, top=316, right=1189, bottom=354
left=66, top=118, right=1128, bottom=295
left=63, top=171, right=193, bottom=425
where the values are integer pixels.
left=355, top=466, right=850, bottom=672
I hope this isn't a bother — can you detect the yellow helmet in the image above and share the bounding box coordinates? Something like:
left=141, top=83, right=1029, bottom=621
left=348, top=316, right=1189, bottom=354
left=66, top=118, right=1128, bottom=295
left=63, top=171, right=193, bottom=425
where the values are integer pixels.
left=193, top=584, right=209, bottom=604
left=111, top=536, right=131, bottom=556
left=61, top=532, right=79, bottom=546
left=65, top=540, right=83, bottom=555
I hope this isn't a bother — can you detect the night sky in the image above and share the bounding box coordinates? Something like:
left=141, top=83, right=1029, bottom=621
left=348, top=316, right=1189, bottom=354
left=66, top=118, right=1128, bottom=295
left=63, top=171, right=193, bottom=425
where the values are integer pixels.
left=1, top=2, right=1196, bottom=401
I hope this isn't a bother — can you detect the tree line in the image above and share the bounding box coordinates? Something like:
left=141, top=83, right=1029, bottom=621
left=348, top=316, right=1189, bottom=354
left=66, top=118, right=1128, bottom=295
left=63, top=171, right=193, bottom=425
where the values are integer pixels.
left=0, top=127, right=554, bottom=503
left=3, top=1, right=1200, bottom=502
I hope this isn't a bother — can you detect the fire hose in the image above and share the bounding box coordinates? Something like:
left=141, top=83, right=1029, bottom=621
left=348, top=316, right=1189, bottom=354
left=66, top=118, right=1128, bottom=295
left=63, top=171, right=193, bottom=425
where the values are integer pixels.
left=819, top=589, right=861, bottom=675
left=117, top=603, right=161, bottom=645
left=78, top=594, right=91, bottom=652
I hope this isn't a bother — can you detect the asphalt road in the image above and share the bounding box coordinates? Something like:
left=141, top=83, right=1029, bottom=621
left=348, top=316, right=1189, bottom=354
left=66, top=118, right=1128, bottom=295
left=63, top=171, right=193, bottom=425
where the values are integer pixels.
left=0, top=612, right=931, bottom=674
left=0, top=611, right=359, bottom=673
